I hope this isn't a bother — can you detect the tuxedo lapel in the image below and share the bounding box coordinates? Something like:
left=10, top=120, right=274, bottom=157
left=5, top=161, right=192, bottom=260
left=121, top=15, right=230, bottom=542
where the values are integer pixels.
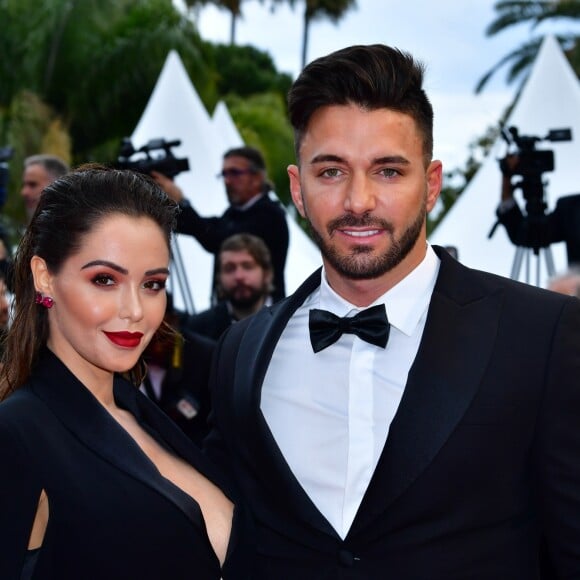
left=30, top=350, right=205, bottom=529
left=351, top=249, right=503, bottom=533
left=230, top=269, right=338, bottom=535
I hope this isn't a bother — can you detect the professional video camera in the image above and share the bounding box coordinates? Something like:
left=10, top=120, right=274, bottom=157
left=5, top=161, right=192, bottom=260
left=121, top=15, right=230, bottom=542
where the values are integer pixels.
left=0, top=146, right=14, bottom=208
left=495, top=125, right=572, bottom=249
left=115, top=137, right=189, bottom=179
left=499, top=125, right=571, bottom=209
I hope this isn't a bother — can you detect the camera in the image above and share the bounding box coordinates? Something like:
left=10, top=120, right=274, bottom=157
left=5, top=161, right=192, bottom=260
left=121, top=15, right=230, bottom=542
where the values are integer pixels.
left=499, top=126, right=571, bottom=180
left=499, top=125, right=572, bottom=213
left=115, top=137, right=189, bottom=179
left=0, top=146, right=14, bottom=208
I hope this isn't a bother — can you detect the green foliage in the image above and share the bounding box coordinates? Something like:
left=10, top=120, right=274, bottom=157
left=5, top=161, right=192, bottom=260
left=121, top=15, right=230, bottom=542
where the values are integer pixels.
left=205, top=43, right=293, bottom=99
left=476, top=1, right=580, bottom=93
left=224, top=92, right=295, bottom=206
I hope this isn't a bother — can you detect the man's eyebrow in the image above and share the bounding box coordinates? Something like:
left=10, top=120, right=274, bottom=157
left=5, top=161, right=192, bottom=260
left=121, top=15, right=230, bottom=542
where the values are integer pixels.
left=309, top=154, right=411, bottom=165
left=310, top=154, right=345, bottom=164
left=372, top=156, right=410, bottom=165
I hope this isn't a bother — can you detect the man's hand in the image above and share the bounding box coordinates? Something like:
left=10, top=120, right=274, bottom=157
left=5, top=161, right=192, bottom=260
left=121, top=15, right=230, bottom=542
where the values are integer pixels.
left=150, top=170, right=185, bottom=204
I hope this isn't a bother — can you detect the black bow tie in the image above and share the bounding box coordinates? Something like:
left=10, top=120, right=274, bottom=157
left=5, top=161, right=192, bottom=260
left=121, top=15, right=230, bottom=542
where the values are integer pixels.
left=309, top=304, right=390, bottom=353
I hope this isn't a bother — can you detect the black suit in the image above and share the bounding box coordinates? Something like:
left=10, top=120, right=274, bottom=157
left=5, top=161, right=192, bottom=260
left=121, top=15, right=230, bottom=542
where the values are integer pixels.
left=143, top=329, right=216, bottom=445
left=183, top=301, right=234, bottom=341
left=497, top=193, right=580, bottom=264
left=0, top=350, right=252, bottom=579
left=205, top=246, right=580, bottom=579
left=177, top=194, right=289, bottom=302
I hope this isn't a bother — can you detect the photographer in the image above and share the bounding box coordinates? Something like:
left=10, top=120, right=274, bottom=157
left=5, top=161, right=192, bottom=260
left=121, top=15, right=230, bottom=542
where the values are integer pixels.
left=496, top=149, right=580, bottom=266
left=152, top=146, right=289, bottom=303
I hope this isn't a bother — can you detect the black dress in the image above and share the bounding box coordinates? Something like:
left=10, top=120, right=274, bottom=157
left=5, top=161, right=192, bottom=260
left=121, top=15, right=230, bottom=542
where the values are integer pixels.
left=0, top=349, right=253, bottom=579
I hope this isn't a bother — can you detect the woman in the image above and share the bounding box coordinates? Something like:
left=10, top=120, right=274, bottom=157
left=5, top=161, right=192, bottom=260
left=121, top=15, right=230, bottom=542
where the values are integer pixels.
left=0, top=166, right=252, bottom=579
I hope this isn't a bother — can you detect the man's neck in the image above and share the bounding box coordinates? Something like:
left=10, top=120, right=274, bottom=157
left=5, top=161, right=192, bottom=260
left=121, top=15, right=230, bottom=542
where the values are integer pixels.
left=228, top=297, right=267, bottom=321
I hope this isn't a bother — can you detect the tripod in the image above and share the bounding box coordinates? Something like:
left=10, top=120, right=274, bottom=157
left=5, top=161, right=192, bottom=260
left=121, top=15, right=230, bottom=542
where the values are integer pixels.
left=169, top=237, right=196, bottom=314
left=510, top=244, right=555, bottom=286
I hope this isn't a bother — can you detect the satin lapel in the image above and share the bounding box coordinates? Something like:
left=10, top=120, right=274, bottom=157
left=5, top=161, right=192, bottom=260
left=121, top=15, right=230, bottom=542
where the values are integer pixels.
left=351, top=249, right=503, bottom=534
left=30, top=351, right=204, bottom=528
left=231, top=269, right=337, bottom=535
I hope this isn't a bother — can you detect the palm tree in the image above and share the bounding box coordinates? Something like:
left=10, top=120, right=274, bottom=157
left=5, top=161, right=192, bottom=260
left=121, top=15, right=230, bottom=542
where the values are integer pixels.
left=275, top=0, right=357, bottom=70
left=184, top=0, right=249, bottom=45
left=476, top=0, right=580, bottom=93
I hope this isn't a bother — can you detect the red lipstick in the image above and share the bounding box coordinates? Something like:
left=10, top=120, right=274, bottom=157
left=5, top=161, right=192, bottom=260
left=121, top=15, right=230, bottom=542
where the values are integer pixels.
left=104, top=331, right=144, bottom=348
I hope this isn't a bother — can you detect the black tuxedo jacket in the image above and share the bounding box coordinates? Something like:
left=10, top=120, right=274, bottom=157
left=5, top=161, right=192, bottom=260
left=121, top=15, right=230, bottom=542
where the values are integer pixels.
left=205, top=246, right=580, bottom=579
left=0, top=350, right=252, bottom=579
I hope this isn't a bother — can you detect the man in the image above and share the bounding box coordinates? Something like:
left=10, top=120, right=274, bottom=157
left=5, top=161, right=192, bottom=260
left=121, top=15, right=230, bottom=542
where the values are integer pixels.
left=184, top=233, right=273, bottom=341
left=496, top=153, right=580, bottom=266
left=152, top=146, right=288, bottom=302
left=141, top=293, right=217, bottom=445
left=21, top=154, right=69, bottom=222
left=204, top=44, right=580, bottom=578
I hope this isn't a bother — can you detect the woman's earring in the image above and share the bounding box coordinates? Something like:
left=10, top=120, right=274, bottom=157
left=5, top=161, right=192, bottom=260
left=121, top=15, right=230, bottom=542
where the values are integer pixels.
left=35, top=292, right=54, bottom=309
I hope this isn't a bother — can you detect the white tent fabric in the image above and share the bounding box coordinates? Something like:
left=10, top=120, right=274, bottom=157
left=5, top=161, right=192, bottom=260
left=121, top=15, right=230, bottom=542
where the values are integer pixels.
left=430, top=35, right=580, bottom=287
left=211, top=101, right=244, bottom=148
left=132, top=51, right=320, bottom=312
left=210, top=100, right=323, bottom=296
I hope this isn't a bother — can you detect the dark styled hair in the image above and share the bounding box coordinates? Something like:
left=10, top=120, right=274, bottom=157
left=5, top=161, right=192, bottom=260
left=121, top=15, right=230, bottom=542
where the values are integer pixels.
left=223, top=146, right=266, bottom=173
left=288, top=44, right=434, bottom=165
left=0, top=164, right=178, bottom=398
left=24, top=154, right=69, bottom=179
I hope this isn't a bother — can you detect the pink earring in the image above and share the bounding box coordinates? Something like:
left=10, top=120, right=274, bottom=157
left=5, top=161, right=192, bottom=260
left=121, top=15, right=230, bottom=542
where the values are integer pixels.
left=35, top=292, right=54, bottom=309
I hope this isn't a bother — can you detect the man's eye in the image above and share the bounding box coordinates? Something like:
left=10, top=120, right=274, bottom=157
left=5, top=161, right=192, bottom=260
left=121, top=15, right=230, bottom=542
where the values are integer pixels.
left=379, top=168, right=399, bottom=178
left=321, top=168, right=341, bottom=178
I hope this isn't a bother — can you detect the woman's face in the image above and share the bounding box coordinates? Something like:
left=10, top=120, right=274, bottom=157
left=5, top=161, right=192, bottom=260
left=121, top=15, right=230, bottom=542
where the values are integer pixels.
left=34, top=213, right=170, bottom=387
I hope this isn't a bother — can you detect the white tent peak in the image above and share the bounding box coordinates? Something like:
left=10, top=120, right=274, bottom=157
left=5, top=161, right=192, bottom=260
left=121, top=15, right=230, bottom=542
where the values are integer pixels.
left=430, top=34, right=580, bottom=287
left=132, top=50, right=320, bottom=312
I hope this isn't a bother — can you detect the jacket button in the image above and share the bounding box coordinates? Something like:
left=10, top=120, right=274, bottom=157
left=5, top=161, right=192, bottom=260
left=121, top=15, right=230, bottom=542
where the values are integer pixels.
left=338, top=549, right=355, bottom=567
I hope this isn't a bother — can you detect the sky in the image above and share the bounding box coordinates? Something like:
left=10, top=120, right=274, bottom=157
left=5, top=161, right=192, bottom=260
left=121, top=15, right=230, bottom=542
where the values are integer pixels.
left=181, top=0, right=580, bottom=171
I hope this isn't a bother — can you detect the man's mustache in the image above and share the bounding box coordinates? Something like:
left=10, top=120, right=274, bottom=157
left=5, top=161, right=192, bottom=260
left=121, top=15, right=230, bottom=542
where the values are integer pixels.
left=327, top=213, right=393, bottom=236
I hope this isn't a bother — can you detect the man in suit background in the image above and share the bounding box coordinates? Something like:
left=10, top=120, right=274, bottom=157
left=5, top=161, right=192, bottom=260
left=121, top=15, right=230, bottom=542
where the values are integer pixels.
left=141, top=293, right=216, bottom=445
left=152, top=146, right=289, bottom=303
left=205, top=44, right=580, bottom=578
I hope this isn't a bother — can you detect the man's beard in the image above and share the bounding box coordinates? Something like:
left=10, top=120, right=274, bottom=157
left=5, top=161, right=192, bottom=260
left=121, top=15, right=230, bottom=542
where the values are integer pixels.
left=306, top=198, right=426, bottom=280
left=224, top=284, right=266, bottom=310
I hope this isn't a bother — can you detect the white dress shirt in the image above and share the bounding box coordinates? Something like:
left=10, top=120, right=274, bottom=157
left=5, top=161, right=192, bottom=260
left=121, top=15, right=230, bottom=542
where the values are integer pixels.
left=261, top=245, right=440, bottom=538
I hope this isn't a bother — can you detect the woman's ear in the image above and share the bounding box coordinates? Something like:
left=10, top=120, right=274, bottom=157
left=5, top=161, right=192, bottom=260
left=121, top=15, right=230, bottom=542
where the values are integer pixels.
left=30, top=256, right=52, bottom=294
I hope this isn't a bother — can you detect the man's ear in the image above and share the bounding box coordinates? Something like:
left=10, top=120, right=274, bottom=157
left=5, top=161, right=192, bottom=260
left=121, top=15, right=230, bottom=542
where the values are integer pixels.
left=30, top=256, right=52, bottom=294
left=287, top=164, right=306, bottom=219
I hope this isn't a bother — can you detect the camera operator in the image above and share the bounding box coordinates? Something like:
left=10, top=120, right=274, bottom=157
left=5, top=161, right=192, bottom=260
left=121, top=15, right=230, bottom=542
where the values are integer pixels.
left=152, top=146, right=289, bottom=303
left=496, top=153, right=580, bottom=266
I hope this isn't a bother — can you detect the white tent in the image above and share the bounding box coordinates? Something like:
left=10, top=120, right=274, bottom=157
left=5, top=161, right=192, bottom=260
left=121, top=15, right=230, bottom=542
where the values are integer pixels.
left=430, top=35, right=580, bottom=287
left=132, top=51, right=320, bottom=312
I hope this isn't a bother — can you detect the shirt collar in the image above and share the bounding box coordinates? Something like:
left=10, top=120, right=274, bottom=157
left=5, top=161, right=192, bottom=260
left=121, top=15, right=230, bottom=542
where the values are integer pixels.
left=317, top=244, right=440, bottom=336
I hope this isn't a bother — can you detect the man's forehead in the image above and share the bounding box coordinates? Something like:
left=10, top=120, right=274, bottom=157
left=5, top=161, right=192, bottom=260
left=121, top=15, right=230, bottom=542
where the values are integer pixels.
left=223, top=156, right=250, bottom=167
left=220, top=249, right=257, bottom=265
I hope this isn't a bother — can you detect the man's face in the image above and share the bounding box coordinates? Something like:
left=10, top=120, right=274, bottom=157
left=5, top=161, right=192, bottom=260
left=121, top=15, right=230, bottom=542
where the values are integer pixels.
left=21, top=164, right=54, bottom=221
left=218, top=249, right=271, bottom=309
left=222, top=155, right=263, bottom=206
left=288, top=104, right=441, bottom=293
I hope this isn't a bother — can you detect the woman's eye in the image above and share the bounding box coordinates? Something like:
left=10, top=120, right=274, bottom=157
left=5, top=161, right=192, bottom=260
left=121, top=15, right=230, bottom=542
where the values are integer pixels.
left=144, top=279, right=167, bottom=292
left=92, top=274, right=115, bottom=286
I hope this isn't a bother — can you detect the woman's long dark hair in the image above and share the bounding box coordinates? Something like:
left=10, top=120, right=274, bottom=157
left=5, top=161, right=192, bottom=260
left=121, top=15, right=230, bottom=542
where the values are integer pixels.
left=0, top=164, right=178, bottom=399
